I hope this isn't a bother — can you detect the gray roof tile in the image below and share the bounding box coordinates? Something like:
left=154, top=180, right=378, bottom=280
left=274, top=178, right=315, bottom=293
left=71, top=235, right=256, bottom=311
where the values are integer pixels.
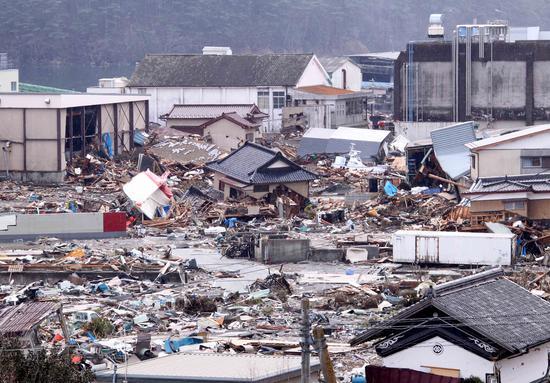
left=469, top=173, right=550, bottom=194
left=129, top=54, right=314, bottom=87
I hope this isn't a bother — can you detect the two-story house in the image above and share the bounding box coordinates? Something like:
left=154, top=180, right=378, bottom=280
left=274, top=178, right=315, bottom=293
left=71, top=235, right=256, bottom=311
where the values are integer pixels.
left=465, top=124, right=550, bottom=222
left=127, top=49, right=330, bottom=132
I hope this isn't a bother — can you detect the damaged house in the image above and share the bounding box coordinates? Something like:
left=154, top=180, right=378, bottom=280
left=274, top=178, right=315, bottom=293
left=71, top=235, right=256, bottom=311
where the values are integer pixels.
left=465, top=124, right=550, bottom=223
left=351, top=268, right=550, bottom=383
left=205, top=142, right=317, bottom=203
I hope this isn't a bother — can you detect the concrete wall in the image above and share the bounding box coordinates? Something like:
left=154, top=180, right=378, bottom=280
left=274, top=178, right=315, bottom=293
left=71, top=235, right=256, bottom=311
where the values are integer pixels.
left=498, top=341, right=550, bottom=383
left=383, top=336, right=494, bottom=380
left=0, top=69, right=18, bottom=92
left=471, top=61, right=526, bottom=108
left=258, top=237, right=310, bottom=263
left=204, top=119, right=254, bottom=152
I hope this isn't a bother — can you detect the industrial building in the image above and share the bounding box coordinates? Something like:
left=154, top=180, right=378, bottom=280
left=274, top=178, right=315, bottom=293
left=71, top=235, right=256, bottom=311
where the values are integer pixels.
left=0, top=93, right=149, bottom=183
left=394, top=23, right=550, bottom=129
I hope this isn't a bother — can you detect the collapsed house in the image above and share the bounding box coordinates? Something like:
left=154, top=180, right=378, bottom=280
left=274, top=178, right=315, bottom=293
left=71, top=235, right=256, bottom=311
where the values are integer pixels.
left=205, top=142, right=317, bottom=203
left=351, top=268, right=550, bottom=383
left=298, top=126, right=391, bottom=162
left=0, top=93, right=149, bottom=183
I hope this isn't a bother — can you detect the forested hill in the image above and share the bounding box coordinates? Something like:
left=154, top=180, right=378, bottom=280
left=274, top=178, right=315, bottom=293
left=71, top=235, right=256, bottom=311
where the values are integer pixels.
left=1, top=0, right=549, bottom=67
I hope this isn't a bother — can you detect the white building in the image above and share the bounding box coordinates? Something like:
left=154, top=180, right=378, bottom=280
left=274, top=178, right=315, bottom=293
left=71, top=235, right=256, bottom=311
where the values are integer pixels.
left=86, top=77, right=129, bottom=94
left=127, top=51, right=330, bottom=131
left=351, top=268, right=550, bottom=383
left=319, top=57, right=362, bottom=91
left=0, top=69, right=19, bottom=92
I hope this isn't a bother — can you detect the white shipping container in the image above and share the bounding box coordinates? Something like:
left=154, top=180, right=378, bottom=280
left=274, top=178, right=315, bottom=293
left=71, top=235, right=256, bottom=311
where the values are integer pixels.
left=392, top=230, right=516, bottom=266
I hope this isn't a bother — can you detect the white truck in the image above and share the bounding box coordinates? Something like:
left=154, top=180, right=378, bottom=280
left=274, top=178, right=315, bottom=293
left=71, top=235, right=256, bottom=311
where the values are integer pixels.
left=392, top=230, right=516, bottom=266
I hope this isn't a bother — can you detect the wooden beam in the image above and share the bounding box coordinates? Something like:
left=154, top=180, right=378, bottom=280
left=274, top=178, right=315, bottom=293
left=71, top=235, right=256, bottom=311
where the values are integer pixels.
left=68, top=108, right=73, bottom=160
left=97, top=105, right=102, bottom=146
left=144, top=100, right=149, bottom=131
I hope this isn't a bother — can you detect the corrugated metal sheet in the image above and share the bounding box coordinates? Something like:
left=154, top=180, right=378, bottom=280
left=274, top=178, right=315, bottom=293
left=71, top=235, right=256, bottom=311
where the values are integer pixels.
left=365, top=366, right=461, bottom=383
left=0, top=301, right=60, bottom=335
left=430, top=121, right=476, bottom=180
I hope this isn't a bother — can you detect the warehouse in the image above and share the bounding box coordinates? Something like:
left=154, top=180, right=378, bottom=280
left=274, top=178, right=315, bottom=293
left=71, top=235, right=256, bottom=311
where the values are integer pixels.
left=0, top=93, right=149, bottom=183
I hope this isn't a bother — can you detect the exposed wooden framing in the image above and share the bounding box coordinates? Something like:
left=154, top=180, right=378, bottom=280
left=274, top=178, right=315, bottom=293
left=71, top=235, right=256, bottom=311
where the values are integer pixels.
left=22, top=108, right=27, bottom=172
left=113, top=103, right=119, bottom=156
left=129, top=102, right=134, bottom=149
left=80, top=106, right=86, bottom=156
left=56, top=109, right=61, bottom=171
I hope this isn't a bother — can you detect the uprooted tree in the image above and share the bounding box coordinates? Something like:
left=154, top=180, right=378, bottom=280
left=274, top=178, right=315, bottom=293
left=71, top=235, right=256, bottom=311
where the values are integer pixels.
left=0, top=337, right=94, bottom=383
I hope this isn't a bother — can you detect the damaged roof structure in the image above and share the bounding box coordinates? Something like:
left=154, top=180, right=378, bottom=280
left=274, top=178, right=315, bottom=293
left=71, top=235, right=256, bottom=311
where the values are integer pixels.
left=298, top=126, right=391, bottom=161
left=351, top=268, right=550, bottom=382
left=429, top=121, right=476, bottom=180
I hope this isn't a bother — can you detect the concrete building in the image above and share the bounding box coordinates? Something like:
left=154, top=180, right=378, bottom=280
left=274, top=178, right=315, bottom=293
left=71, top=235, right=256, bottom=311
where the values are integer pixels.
left=395, top=25, right=550, bottom=128
left=319, top=57, right=362, bottom=91
left=205, top=142, right=317, bottom=202
left=96, top=352, right=320, bottom=383
left=128, top=52, right=330, bottom=131
left=467, top=124, right=550, bottom=179
left=86, top=77, right=129, bottom=94
left=0, top=93, right=149, bottom=183
left=0, top=69, right=18, bottom=92
left=162, top=104, right=267, bottom=131
left=351, top=268, right=550, bottom=383
left=284, top=85, right=367, bottom=130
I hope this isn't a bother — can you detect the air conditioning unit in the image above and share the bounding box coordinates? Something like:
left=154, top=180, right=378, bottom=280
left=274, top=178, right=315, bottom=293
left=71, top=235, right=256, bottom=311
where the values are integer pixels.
left=428, top=14, right=444, bottom=38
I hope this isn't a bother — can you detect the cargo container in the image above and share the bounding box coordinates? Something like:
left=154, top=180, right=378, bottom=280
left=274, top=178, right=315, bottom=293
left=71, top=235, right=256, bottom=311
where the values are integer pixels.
left=392, top=230, right=516, bottom=265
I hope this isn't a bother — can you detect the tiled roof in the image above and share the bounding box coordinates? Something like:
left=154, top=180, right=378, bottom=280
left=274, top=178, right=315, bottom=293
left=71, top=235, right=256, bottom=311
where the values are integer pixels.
left=205, top=142, right=317, bottom=185
left=129, top=54, right=314, bottom=87
left=0, top=301, right=60, bottom=336
left=319, top=56, right=353, bottom=73
left=164, top=104, right=265, bottom=120
left=351, top=269, right=550, bottom=353
left=201, top=113, right=260, bottom=130
left=468, top=173, right=550, bottom=194
left=294, top=85, right=355, bottom=95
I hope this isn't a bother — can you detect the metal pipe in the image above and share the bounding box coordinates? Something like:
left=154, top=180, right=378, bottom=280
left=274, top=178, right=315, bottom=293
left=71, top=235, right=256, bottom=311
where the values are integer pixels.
left=300, top=298, right=311, bottom=383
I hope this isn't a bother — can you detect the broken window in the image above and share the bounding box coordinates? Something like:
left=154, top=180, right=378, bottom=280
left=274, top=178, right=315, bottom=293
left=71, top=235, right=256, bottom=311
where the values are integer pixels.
left=257, top=89, right=269, bottom=110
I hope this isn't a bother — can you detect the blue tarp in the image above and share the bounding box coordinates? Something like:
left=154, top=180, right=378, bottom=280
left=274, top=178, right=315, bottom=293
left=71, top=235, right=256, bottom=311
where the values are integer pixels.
left=384, top=181, right=397, bottom=197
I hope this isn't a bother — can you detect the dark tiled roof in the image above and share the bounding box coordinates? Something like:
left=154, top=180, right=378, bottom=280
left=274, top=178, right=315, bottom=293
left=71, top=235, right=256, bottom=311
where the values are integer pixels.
left=129, top=54, right=314, bottom=87
left=201, top=113, right=260, bottom=130
left=468, top=173, right=550, bottom=194
left=351, top=269, right=550, bottom=353
left=205, top=142, right=317, bottom=185
left=164, top=104, right=265, bottom=119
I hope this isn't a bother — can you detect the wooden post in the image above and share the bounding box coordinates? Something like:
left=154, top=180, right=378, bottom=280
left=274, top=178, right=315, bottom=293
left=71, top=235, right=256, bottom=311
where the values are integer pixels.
left=313, top=326, right=337, bottom=383
left=113, top=103, right=119, bottom=156
left=56, top=109, right=61, bottom=171
left=301, top=298, right=310, bottom=383
left=80, top=106, right=86, bottom=156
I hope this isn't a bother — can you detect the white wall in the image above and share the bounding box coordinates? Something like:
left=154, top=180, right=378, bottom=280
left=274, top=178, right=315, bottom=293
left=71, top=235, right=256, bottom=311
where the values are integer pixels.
left=330, top=61, right=363, bottom=91
left=0, top=69, right=18, bottom=92
left=383, top=336, right=494, bottom=380
left=499, top=341, right=550, bottom=383
left=296, top=57, right=330, bottom=88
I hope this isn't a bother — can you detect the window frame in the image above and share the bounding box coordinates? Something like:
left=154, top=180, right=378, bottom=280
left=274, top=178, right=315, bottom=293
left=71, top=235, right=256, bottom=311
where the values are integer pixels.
left=522, top=156, right=542, bottom=168
left=272, top=91, right=286, bottom=109
left=503, top=200, right=526, bottom=211
left=253, top=184, right=269, bottom=193
left=10, top=81, right=16, bottom=92
left=257, top=89, right=270, bottom=110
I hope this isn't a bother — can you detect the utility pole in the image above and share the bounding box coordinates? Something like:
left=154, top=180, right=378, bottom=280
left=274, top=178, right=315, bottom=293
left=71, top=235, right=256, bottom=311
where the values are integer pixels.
left=313, top=326, right=337, bottom=383
left=300, top=298, right=311, bottom=383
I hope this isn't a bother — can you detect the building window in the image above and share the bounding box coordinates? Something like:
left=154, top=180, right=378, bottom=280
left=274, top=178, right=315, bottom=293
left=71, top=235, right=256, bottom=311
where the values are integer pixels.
left=522, top=156, right=542, bottom=168
left=471, top=155, right=476, bottom=169
left=342, top=68, right=347, bottom=89
left=504, top=200, right=525, bottom=211
left=245, top=132, right=254, bottom=142
left=485, top=374, right=498, bottom=383
left=272, top=91, right=286, bottom=109
left=257, top=89, right=269, bottom=110
left=253, top=184, right=269, bottom=193
left=137, top=88, right=147, bottom=95
left=10, top=81, right=16, bottom=92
